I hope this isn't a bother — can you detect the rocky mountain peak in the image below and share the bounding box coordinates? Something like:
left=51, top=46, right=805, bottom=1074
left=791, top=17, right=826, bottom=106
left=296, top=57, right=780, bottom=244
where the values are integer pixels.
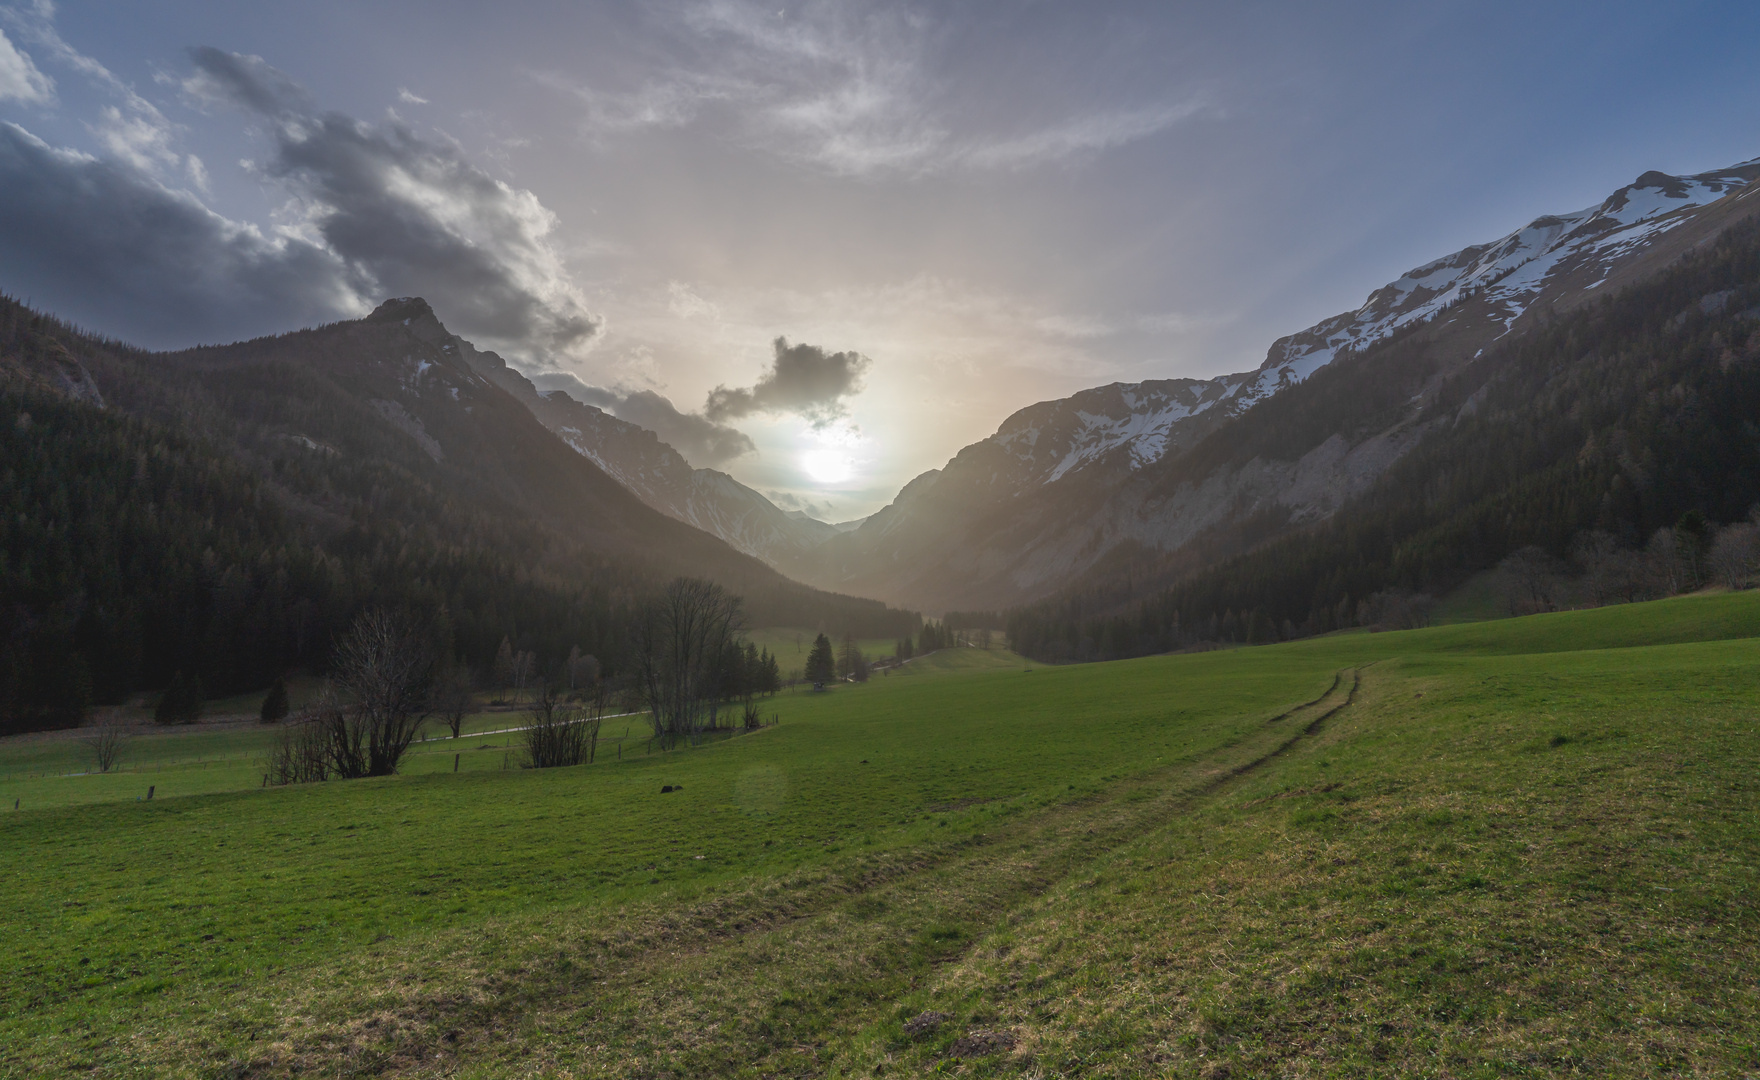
left=365, top=296, right=437, bottom=324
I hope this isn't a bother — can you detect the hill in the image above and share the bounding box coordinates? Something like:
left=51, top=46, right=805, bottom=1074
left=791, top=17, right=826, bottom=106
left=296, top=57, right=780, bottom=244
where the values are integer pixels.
left=0, top=296, right=915, bottom=733
left=1, top=591, right=1755, bottom=1075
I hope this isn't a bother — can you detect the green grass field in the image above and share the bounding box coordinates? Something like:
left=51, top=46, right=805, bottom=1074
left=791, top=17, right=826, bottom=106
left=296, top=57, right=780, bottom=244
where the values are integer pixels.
left=3, top=594, right=1757, bottom=1077
left=742, top=627, right=910, bottom=669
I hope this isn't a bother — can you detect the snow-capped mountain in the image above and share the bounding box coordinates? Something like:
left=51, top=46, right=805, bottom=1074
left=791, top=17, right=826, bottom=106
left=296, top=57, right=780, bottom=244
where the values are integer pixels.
left=788, top=159, right=1760, bottom=612
left=995, top=162, right=1760, bottom=492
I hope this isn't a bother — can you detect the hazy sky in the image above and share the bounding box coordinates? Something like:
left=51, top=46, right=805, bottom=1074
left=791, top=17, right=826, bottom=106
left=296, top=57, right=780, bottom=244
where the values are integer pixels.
left=3, top=1, right=1759, bottom=519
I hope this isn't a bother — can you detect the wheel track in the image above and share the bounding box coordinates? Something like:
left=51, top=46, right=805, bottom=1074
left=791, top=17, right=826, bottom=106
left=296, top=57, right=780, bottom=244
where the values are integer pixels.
left=221, top=669, right=1365, bottom=1078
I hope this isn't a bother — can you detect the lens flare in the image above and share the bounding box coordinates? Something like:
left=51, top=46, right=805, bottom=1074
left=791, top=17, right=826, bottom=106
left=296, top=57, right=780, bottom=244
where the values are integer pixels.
left=801, top=448, right=854, bottom=484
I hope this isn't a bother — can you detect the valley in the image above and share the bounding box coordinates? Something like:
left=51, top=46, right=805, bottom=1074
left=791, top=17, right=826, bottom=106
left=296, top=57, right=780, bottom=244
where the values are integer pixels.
left=2, top=14, right=1758, bottom=1075
left=3, top=593, right=1756, bottom=1076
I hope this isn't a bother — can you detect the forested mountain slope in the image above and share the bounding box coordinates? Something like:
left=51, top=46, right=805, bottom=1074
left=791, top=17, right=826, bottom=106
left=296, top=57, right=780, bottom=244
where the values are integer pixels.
left=0, top=298, right=913, bottom=733
left=1010, top=214, right=1760, bottom=659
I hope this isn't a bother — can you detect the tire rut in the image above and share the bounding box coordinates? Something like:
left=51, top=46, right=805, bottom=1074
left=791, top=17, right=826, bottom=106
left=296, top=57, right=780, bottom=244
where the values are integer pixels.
left=225, top=670, right=1366, bottom=1078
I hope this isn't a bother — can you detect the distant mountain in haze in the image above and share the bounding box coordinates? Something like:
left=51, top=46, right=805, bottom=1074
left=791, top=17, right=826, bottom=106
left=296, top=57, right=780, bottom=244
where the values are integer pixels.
left=377, top=304, right=851, bottom=567
left=784, top=158, right=1760, bottom=613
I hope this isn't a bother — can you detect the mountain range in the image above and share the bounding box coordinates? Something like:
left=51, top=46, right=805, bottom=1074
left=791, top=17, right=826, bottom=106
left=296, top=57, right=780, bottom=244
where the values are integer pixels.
left=6, top=151, right=1760, bottom=729
left=319, top=156, right=1758, bottom=620
left=763, top=158, right=1760, bottom=611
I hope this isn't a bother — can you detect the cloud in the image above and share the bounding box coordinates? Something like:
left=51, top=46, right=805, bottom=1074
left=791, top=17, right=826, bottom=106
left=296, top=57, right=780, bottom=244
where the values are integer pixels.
left=546, top=1, right=1201, bottom=178
left=704, top=336, right=871, bottom=425
left=0, top=121, right=361, bottom=345
left=2, top=4, right=200, bottom=186
left=957, top=103, right=1206, bottom=171
left=0, top=27, right=50, bottom=102
left=0, top=28, right=602, bottom=360
left=397, top=88, right=429, bottom=106
left=532, top=372, right=757, bottom=468
left=179, top=47, right=601, bottom=361
left=90, top=103, right=179, bottom=173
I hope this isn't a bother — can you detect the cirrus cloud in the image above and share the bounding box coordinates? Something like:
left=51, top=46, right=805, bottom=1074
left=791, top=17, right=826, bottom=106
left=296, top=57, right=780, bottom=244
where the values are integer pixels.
left=0, top=27, right=50, bottom=103
left=541, top=0, right=1206, bottom=179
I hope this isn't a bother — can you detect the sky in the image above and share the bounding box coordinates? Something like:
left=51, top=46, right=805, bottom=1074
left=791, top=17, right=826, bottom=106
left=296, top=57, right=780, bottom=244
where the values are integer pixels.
left=2, top=1, right=1759, bottom=520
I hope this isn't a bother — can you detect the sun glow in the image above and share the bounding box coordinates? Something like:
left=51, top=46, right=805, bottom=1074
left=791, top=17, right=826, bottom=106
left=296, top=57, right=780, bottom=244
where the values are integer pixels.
left=801, top=447, right=855, bottom=484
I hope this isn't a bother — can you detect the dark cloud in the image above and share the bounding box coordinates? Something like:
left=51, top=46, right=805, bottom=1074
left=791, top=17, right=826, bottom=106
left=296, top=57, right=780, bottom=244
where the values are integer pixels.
left=704, top=336, right=871, bottom=425
left=533, top=372, right=756, bottom=468
left=0, top=46, right=601, bottom=357
left=185, top=48, right=600, bottom=360
left=182, top=47, right=310, bottom=117
left=0, top=121, right=359, bottom=347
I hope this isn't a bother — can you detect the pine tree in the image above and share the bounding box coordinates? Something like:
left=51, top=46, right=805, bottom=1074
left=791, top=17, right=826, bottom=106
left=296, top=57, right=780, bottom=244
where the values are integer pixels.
left=155, top=671, right=187, bottom=725
left=260, top=676, right=290, bottom=722
left=805, top=633, right=836, bottom=687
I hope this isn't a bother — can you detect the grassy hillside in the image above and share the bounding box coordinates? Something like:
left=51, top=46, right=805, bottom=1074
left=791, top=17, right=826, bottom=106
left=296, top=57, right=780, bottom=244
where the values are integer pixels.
left=3, top=594, right=1758, bottom=1076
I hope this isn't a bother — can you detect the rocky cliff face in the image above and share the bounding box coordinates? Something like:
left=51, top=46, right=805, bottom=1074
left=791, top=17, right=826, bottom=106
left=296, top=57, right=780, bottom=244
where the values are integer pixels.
left=789, top=159, right=1760, bottom=612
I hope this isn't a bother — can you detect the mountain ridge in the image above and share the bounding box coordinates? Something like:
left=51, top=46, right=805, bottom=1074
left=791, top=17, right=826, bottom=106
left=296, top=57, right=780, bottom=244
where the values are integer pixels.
left=367, top=298, right=847, bottom=567
left=784, top=157, right=1760, bottom=613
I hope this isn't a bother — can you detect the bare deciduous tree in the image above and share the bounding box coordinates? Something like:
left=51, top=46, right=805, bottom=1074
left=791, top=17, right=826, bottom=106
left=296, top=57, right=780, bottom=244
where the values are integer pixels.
left=630, top=577, right=743, bottom=747
left=319, top=609, right=434, bottom=778
left=432, top=662, right=474, bottom=739
left=83, top=714, right=129, bottom=773
left=1646, top=527, right=1684, bottom=596
left=567, top=647, right=600, bottom=698
left=511, top=650, right=536, bottom=703
left=1355, top=589, right=1435, bottom=631
left=266, top=706, right=332, bottom=785
left=491, top=636, right=514, bottom=703
left=1709, top=522, right=1760, bottom=589
left=1500, top=547, right=1565, bottom=615
left=522, top=681, right=601, bottom=768
left=1571, top=531, right=1622, bottom=606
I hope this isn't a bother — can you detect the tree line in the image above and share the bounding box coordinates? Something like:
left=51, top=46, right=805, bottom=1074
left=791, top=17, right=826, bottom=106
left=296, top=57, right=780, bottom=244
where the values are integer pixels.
left=262, top=577, right=788, bottom=782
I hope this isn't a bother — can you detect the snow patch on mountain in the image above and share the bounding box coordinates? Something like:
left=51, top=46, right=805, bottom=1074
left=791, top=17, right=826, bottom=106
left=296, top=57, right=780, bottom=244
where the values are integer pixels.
left=983, top=165, right=1754, bottom=490
left=1245, top=168, right=1750, bottom=387
left=987, top=378, right=1235, bottom=491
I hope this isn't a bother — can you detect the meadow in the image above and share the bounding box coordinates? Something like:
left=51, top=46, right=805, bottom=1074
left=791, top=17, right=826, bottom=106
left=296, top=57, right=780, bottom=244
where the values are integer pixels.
left=1, top=594, right=1757, bottom=1077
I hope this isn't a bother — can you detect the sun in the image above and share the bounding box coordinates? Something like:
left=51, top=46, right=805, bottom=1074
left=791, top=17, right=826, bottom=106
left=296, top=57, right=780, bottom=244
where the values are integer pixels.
left=801, top=448, right=854, bottom=484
